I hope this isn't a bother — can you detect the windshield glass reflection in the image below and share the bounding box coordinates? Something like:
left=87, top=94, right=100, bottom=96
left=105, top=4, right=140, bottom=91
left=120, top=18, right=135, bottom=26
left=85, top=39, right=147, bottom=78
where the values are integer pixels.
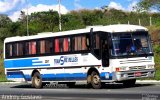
left=111, top=32, right=152, bottom=56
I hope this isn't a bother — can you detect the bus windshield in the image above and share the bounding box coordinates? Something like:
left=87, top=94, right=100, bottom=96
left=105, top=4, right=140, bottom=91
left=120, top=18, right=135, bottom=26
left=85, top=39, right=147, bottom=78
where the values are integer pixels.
left=111, top=32, right=153, bottom=57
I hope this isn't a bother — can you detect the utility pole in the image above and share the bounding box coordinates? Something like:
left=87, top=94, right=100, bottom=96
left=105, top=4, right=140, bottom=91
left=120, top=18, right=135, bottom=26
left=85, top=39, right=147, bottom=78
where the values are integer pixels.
left=58, top=0, right=62, bottom=31
left=139, top=19, right=141, bottom=26
left=150, top=17, right=152, bottom=26
left=26, top=0, right=29, bottom=36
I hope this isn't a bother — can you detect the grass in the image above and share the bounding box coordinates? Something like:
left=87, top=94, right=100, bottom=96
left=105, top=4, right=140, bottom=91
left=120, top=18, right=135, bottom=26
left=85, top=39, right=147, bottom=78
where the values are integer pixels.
left=0, top=74, right=8, bottom=82
left=0, top=55, right=8, bottom=82
left=155, top=68, right=160, bottom=80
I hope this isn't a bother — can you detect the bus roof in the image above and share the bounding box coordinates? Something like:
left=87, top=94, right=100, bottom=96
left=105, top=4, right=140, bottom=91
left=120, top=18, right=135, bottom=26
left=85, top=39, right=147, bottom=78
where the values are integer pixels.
left=4, top=24, right=148, bottom=43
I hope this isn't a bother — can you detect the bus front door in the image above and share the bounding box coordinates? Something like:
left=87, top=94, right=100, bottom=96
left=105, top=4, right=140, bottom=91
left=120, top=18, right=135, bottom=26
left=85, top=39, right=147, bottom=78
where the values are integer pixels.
left=101, top=37, right=109, bottom=67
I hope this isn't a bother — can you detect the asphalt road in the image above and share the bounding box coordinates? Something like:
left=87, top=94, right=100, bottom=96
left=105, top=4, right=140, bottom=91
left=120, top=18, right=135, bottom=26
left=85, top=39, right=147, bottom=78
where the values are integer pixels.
left=0, top=83, right=160, bottom=100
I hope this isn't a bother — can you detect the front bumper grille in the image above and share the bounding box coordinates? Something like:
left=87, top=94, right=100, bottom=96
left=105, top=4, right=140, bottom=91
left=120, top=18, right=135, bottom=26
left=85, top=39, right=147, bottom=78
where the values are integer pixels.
left=113, top=69, right=155, bottom=81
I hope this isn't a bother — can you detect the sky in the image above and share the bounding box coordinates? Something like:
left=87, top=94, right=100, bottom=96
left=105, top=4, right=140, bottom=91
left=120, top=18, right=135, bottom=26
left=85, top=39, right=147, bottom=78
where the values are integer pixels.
left=0, top=0, right=140, bottom=22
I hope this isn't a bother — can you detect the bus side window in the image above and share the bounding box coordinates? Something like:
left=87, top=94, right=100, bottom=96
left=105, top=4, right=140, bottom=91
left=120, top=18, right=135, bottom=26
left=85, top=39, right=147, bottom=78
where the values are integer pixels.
left=9, top=44, right=12, bottom=57
left=25, top=42, right=29, bottom=55
left=72, top=35, right=89, bottom=51
left=73, top=36, right=81, bottom=51
left=17, top=43, right=23, bottom=56
left=40, top=40, right=45, bottom=54
left=12, top=43, right=18, bottom=57
left=28, top=41, right=36, bottom=55
left=6, top=44, right=12, bottom=58
left=31, top=41, right=36, bottom=54
left=55, top=38, right=60, bottom=53
left=94, top=33, right=100, bottom=49
left=82, top=36, right=87, bottom=50
left=63, top=37, right=71, bottom=52
left=74, top=37, right=78, bottom=51
left=59, top=38, right=64, bottom=52
left=93, top=33, right=100, bottom=59
left=45, top=39, right=53, bottom=54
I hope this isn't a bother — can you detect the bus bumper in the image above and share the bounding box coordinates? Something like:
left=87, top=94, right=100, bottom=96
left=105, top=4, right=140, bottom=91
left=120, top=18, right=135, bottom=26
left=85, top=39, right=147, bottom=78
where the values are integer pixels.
left=112, top=69, right=155, bottom=82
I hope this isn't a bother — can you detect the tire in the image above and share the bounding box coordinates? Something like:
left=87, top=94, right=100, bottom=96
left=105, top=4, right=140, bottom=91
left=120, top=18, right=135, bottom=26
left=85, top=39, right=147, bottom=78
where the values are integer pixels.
left=123, top=79, right=136, bottom=87
left=32, top=72, right=43, bottom=89
left=88, top=71, right=102, bottom=89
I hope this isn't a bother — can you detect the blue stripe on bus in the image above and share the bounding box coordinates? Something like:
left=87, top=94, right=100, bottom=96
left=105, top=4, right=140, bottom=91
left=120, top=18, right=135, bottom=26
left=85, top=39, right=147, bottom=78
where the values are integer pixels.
left=7, top=71, right=31, bottom=81
left=100, top=72, right=112, bottom=80
left=4, top=58, right=50, bottom=68
left=7, top=72, right=112, bottom=81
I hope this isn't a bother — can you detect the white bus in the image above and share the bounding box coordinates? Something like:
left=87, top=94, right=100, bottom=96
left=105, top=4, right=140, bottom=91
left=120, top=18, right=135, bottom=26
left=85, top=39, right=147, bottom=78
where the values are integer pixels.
left=4, top=24, right=155, bottom=89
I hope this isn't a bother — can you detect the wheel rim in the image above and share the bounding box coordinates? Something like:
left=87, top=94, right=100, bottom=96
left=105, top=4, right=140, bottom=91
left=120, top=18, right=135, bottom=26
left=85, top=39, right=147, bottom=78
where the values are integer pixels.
left=35, top=76, right=41, bottom=86
left=93, top=75, right=100, bottom=85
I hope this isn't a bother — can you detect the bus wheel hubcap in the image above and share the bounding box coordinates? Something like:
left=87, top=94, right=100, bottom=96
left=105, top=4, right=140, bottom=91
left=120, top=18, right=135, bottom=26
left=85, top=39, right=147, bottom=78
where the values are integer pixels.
left=93, top=75, right=100, bottom=84
left=35, top=77, right=40, bottom=86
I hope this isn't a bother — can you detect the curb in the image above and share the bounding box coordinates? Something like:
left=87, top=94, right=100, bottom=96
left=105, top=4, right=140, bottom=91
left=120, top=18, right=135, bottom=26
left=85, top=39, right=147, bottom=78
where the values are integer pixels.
left=0, top=82, right=23, bottom=84
left=136, top=80, right=160, bottom=84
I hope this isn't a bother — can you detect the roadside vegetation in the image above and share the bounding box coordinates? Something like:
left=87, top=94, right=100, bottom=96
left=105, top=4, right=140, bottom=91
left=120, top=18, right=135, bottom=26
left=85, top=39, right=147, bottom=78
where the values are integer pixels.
left=0, top=0, right=160, bottom=81
left=0, top=56, right=7, bottom=82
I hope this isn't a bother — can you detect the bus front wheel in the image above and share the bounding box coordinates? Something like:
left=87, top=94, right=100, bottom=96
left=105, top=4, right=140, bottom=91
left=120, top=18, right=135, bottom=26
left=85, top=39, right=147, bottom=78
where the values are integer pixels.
left=32, top=72, right=43, bottom=89
left=88, top=71, right=102, bottom=89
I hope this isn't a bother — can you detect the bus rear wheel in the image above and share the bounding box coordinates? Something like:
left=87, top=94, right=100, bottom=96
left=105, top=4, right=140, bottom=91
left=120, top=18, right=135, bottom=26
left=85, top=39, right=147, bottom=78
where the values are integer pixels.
left=32, top=72, right=43, bottom=89
left=88, top=71, right=101, bottom=89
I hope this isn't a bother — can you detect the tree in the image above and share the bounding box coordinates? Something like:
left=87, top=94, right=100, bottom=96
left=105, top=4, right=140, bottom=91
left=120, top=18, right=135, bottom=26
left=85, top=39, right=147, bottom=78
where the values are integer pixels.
left=135, top=0, right=160, bottom=12
left=0, top=15, right=12, bottom=41
left=0, top=14, right=12, bottom=27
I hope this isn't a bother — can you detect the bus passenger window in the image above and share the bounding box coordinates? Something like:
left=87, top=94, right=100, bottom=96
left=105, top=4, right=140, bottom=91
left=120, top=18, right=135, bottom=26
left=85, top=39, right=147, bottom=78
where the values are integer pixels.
left=17, top=43, right=23, bottom=56
left=74, top=37, right=78, bottom=51
left=6, top=44, right=12, bottom=57
left=72, top=35, right=89, bottom=51
left=40, top=40, right=45, bottom=54
left=45, top=40, right=52, bottom=54
left=59, top=38, right=64, bottom=52
left=9, top=44, right=12, bottom=57
left=12, top=43, right=18, bottom=56
left=9, top=44, right=12, bottom=56
left=25, top=42, right=29, bottom=55
left=63, top=38, right=69, bottom=52
left=29, top=41, right=36, bottom=55
left=55, top=39, right=59, bottom=53
left=82, top=36, right=87, bottom=50
left=74, top=36, right=82, bottom=51
left=31, top=42, right=36, bottom=54
left=77, top=36, right=82, bottom=51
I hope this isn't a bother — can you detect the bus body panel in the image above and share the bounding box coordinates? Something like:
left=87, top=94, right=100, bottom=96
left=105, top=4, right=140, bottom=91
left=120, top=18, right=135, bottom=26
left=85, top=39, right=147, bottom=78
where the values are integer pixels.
left=3, top=24, right=155, bottom=86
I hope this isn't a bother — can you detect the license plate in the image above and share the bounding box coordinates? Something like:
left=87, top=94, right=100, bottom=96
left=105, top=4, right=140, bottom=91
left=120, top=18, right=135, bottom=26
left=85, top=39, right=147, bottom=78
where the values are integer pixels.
left=134, top=72, right=141, bottom=77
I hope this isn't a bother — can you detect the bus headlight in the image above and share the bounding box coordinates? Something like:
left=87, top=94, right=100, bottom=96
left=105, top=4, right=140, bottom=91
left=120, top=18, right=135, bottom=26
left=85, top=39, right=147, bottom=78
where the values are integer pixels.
left=121, top=67, right=127, bottom=71
left=148, top=65, right=154, bottom=69
left=123, top=74, right=128, bottom=78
